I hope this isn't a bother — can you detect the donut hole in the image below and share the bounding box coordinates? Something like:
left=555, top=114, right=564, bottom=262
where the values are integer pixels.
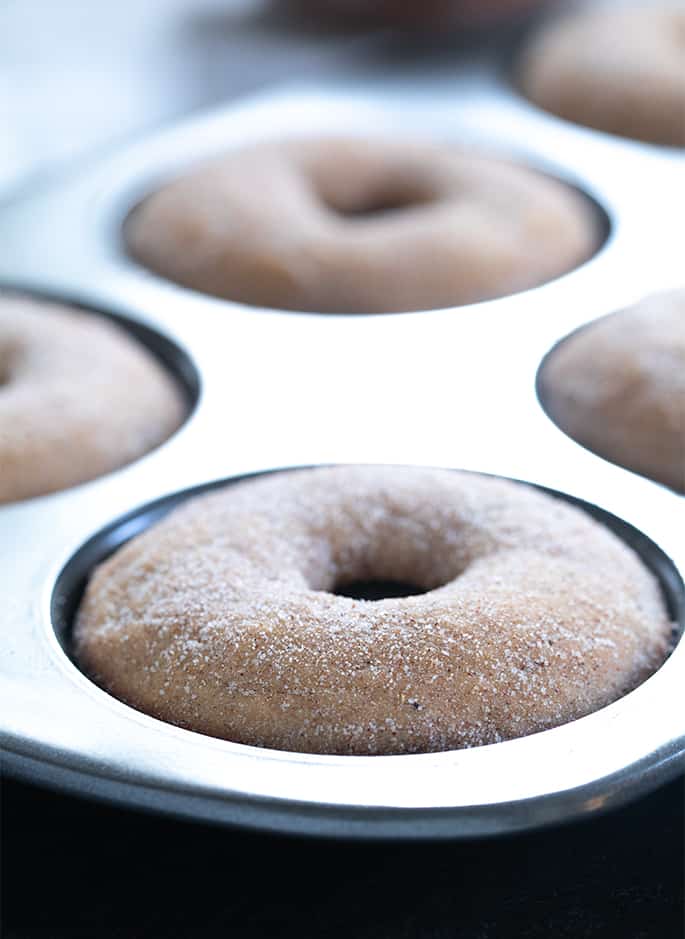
left=333, top=578, right=427, bottom=601
left=326, top=182, right=437, bottom=219
left=300, top=507, right=470, bottom=597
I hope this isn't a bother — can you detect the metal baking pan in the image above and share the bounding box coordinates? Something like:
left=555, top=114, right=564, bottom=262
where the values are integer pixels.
left=1, top=64, right=683, bottom=838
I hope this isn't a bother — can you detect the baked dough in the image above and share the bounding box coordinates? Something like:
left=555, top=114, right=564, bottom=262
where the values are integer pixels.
left=75, top=465, right=673, bottom=754
left=539, top=290, right=685, bottom=493
left=0, top=293, right=186, bottom=503
left=519, top=4, right=685, bottom=146
left=125, top=137, right=600, bottom=313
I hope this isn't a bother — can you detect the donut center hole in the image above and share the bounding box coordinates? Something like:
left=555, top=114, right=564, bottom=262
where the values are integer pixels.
left=333, top=578, right=427, bottom=601
left=325, top=182, right=436, bottom=219
left=336, top=194, right=431, bottom=218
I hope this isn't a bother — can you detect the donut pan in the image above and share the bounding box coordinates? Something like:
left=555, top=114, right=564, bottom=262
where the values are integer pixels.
left=1, top=70, right=684, bottom=839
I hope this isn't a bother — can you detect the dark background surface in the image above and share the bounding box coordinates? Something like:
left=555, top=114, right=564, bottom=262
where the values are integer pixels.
left=2, top=773, right=683, bottom=939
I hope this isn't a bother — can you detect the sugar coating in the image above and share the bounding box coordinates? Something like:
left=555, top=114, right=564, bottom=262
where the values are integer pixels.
left=75, top=466, right=674, bottom=755
left=519, top=4, right=685, bottom=147
left=540, top=290, right=685, bottom=494
left=125, top=136, right=600, bottom=313
left=0, top=293, right=186, bottom=503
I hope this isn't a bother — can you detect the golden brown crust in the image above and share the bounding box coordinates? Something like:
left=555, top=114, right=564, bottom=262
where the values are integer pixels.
left=125, top=137, right=600, bottom=313
left=75, top=466, right=673, bottom=754
left=0, top=294, right=186, bottom=503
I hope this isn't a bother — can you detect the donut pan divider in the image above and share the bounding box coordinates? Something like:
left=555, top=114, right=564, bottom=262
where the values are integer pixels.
left=1, top=69, right=684, bottom=839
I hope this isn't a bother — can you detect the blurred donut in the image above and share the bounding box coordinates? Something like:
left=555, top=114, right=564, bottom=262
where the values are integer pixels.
left=519, top=4, right=685, bottom=146
left=0, top=293, right=186, bottom=503
left=125, top=136, right=600, bottom=313
left=539, top=290, right=685, bottom=493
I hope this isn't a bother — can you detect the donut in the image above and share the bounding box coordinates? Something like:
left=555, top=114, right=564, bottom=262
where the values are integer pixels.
left=75, top=466, right=673, bottom=755
left=0, top=293, right=186, bottom=503
left=124, top=137, right=600, bottom=313
left=518, top=4, right=685, bottom=147
left=539, top=290, right=685, bottom=494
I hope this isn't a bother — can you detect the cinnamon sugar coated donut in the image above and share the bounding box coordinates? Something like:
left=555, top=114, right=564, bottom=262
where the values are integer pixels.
left=75, top=466, right=673, bottom=755
left=124, top=138, right=600, bottom=313
left=518, top=4, right=685, bottom=146
left=0, top=294, right=186, bottom=503
left=540, top=290, right=685, bottom=493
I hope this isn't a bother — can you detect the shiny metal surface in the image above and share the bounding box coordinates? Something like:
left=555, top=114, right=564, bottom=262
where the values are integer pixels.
left=0, top=76, right=683, bottom=838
